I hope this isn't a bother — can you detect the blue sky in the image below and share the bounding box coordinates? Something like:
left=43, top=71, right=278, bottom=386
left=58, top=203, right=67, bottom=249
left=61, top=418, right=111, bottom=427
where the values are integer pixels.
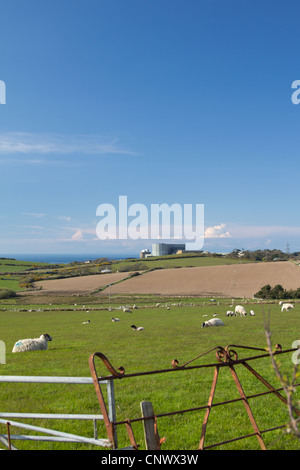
left=0, top=0, right=300, bottom=257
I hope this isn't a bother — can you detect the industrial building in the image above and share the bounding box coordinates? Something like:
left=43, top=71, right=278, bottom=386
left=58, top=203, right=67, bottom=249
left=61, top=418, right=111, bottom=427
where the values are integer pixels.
left=140, top=249, right=152, bottom=259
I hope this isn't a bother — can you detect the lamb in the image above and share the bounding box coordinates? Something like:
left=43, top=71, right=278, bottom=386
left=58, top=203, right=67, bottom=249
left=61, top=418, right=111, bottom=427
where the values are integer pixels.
left=235, top=305, right=247, bottom=316
left=82, top=320, right=90, bottom=324
left=111, top=317, right=120, bottom=322
left=201, top=318, right=225, bottom=327
left=249, top=310, right=255, bottom=316
left=131, top=324, right=144, bottom=331
left=226, top=310, right=235, bottom=317
left=12, top=334, right=52, bottom=353
left=281, top=303, right=294, bottom=312
left=123, top=308, right=132, bottom=313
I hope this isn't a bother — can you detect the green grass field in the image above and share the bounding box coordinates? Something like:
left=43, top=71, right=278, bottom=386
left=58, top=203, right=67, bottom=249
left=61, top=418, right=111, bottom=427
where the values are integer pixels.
left=0, top=297, right=299, bottom=450
left=111, top=254, right=253, bottom=272
left=0, top=258, right=55, bottom=293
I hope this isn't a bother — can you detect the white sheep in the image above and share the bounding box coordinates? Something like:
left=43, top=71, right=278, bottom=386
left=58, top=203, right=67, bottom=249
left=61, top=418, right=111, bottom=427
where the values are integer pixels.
left=235, top=305, right=247, bottom=316
left=12, top=334, right=52, bottom=353
left=111, top=317, right=120, bottom=322
left=131, top=324, right=144, bottom=331
left=281, top=303, right=294, bottom=312
left=123, top=308, right=132, bottom=313
left=249, top=310, right=255, bottom=316
left=82, top=320, right=90, bottom=324
left=201, top=318, right=225, bottom=327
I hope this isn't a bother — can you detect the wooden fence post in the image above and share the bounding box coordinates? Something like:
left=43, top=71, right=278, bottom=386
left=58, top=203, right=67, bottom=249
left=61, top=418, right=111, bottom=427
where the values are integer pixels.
left=140, top=401, right=157, bottom=450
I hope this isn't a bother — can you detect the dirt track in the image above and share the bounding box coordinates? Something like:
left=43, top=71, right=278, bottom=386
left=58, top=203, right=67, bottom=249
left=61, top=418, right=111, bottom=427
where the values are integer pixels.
left=34, top=261, right=300, bottom=298
left=104, top=261, right=300, bottom=298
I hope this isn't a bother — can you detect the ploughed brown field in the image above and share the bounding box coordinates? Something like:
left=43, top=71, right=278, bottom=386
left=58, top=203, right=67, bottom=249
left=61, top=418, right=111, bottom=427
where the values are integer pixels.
left=34, top=273, right=130, bottom=294
left=34, top=261, right=300, bottom=298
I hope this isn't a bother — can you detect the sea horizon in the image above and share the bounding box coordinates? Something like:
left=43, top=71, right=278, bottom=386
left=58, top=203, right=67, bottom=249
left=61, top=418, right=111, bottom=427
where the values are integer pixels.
left=0, top=253, right=138, bottom=264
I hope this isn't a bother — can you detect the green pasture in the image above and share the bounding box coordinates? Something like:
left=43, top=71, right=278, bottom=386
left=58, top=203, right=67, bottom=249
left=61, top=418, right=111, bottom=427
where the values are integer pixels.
left=111, top=255, right=253, bottom=272
left=0, top=299, right=299, bottom=450
left=0, top=279, right=25, bottom=292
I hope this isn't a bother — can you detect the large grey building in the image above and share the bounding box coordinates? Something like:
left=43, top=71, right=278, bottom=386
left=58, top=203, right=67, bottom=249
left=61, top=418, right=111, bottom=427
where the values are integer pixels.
left=152, top=243, right=186, bottom=256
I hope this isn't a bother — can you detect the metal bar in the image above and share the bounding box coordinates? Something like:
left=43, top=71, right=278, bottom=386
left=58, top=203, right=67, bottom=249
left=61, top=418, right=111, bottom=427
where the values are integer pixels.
left=6, top=422, right=11, bottom=450
left=125, top=419, right=139, bottom=450
left=107, top=379, right=118, bottom=448
left=89, top=354, right=116, bottom=448
left=0, top=376, right=108, bottom=385
left=3, top=435, right=86, bottom=443
left=88, top=348, right=297, bottom=381
left=242, top=362, right=300, bottom=417
left=228, top=364, right=266, bottom=450
left=93, top=419, right=98, bottom=440
left=199, top=366, right=220, bottom=450
left=0, top=418, right=112, bottom=448
left=203, top=424, right=287, bottom=450
left=0, top=413, right=104, bottom=421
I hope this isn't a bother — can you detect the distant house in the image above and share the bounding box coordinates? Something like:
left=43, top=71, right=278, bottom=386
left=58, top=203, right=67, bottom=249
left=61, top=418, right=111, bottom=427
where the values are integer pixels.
left=101, top=268, right=112, bottom=273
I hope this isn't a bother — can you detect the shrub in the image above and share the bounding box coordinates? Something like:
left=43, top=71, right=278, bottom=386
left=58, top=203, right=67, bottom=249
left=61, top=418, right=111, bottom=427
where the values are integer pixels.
left=0, top=288, right=17, bottom=299
left=255, top=284, right=300, bottom=299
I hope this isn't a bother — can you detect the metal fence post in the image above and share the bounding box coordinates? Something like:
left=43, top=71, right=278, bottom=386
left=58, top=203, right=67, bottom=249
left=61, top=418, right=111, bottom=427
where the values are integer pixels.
left=107, top=379, right=117, bottom=448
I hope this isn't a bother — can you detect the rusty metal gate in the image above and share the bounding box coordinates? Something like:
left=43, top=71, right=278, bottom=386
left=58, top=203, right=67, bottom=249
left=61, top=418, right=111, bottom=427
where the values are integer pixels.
left=89, top=343, right=300, bottom=450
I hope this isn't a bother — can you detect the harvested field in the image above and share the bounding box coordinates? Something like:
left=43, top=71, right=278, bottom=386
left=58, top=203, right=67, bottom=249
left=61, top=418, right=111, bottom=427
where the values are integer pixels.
left=32, top=261, right=300, bottom=298
left=102, top=261, right=300, bottom=298
left=34, top=273, right=130, bottom=294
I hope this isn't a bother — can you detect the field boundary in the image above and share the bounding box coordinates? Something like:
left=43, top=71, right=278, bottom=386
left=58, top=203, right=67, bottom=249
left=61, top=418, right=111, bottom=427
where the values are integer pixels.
left=1, top=344, right=298, bottom=450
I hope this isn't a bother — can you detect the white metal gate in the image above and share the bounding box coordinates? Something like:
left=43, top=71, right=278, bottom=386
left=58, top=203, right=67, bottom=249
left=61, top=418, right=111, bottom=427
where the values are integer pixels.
left=0, top=375, right=116, bottom=450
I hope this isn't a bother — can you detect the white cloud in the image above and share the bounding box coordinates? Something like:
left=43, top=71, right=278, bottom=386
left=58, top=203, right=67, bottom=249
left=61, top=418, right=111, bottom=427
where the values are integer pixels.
left=0, top=132, right=137, bottom=156
left=58, top=216, right=71, bottom=222
left=205, top=223, right=232, bottom=238
left=228, top=224, right=300, bottom=238
left=71, top=229, right=84, bottom=241
left=23, top=212, right=46, bottom=218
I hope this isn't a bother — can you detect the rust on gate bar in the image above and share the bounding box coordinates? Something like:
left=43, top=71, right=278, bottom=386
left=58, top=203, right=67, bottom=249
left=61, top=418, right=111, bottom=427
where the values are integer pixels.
left=89, top=343, right=299, bottom=450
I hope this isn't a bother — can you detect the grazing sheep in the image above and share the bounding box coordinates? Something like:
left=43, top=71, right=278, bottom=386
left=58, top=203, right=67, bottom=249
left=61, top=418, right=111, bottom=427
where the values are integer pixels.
left=123, top=308, right=132, bottom=313
left=12, top=334, right=52, bottom=353
left=281, top=303, right=294, bottom=312
left=131, top=324, right=144, bottom=331
left=226, top=310, right=235, bottom=317
left=111, top=317, right=120, bottom=322
left=82, top=320, right=90, bottom=324
left=249, top=310, right=255, bottom=316
left=235, top=305, right=247, bottom=316
left=201, top=318, right=225, bottom=328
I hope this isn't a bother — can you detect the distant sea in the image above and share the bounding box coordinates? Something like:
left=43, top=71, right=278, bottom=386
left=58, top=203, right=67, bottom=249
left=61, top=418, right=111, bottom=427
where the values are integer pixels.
left=0, top=254, right=137, bottom=264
